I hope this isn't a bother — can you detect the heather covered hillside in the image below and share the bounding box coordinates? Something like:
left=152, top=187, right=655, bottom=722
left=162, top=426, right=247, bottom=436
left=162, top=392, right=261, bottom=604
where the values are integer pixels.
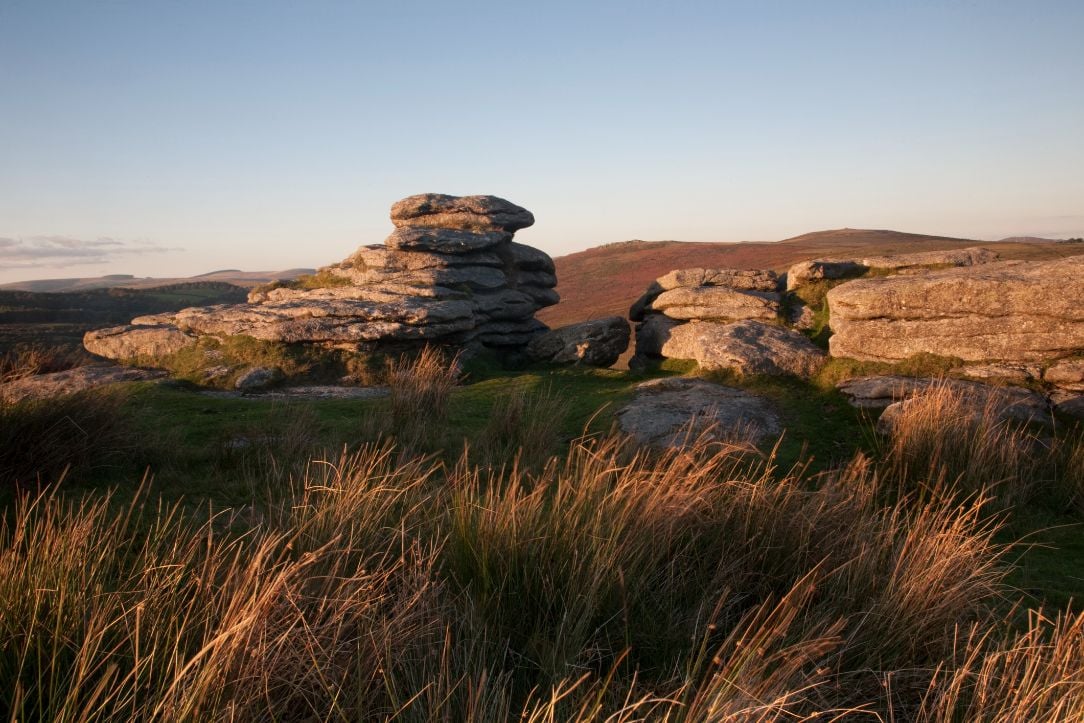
left=539, top=230, right=1082, bottom=328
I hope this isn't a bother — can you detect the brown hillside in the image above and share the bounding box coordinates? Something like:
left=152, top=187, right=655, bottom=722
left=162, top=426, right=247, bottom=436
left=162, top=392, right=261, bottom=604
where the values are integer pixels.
left=537, top=229, right=1079, bottom=328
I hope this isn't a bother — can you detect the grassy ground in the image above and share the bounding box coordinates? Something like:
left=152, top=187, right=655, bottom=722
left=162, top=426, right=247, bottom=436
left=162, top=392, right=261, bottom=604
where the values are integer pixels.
left=3, top=356, right=1083, bottom=720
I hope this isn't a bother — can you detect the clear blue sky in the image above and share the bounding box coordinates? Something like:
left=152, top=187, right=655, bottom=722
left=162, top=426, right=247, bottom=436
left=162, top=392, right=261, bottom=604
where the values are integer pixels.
left=2, top=0, right=1082, bottom=282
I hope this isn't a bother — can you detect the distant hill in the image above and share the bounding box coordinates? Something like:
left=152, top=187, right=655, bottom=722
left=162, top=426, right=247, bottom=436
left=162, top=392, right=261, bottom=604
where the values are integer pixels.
left=0, top=268, right=314, bottom=293
left=0, top=282, right=249, bottom=354
left=537, top=228, right=1084, bottom=329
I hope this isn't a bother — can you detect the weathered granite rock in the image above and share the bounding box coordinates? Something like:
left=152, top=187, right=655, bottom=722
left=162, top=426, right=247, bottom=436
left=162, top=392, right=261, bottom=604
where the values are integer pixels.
left=391, top=194, right=535, bottom=232
left=616, top=377, right=782, bottom=448
left=660, top=320, right=826, bottom=378
left=634, top=313, right=683, bottom=358
left=0, top=364, right=165, bottom=404
left=837, top=375, right=1052, bottom=427
left=786, top=246, right=998, bottom=291
left=84, top=324, right=196, bottom=360
left=953, top=363, right=1042, bottom=383
left=235, top=366, right=281, bottom=391
left=506, top=241, right=556, bottom=273
left=85, top=194, right=558, bottom=368
left=648, top=286, right=781, bottom=322
left=1053, top=393, right=1084, bottom=420
left=1044, top=358, right=1084, bottom=392
left=827, top=256, right=1084, bottom=363
left=859, top=246, right=998, bottom=272
left=786, top=260, right=866, bottom=291
left=526, top=317, right=630, bottom=367
left=385, top=227, right=511, bottom=254
left=631, top=268, right=779, bottom=321
left=346, top=245, right=504, bottom=271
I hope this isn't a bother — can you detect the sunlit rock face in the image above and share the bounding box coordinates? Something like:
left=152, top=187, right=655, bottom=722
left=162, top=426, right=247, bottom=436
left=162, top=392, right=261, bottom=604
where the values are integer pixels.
left=827, top=255, right=1084, bottom=363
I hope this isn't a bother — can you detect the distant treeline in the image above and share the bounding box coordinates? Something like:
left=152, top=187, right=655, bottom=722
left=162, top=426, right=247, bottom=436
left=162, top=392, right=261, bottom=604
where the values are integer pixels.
left=0, top=282, right=247, bottom=325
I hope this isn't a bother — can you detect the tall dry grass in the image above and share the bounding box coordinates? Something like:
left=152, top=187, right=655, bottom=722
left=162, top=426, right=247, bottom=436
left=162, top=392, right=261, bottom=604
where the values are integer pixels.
left=7, top=425, right=1081, bottom=720
left=0, top=344, right=84, bottom=385
left=876, top=381, right=1080, bottom=511
left=384, top=346, right=461, bottom=450
left=476, top=383, right=570, bottom=470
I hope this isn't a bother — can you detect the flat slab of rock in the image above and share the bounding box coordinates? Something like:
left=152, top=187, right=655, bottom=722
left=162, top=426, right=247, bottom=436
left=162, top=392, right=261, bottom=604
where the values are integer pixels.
left=631, top=268, right=779, bottom=321
left=859, top=246, right=998, bottom=272
left=827, top=256, right=1084, bottom=363
left=385, top=227, right=511, bottom=254
left=199, top=386, right=390, bottom=401
left=786, top=247, right=998, bottom=291
left=1044, top=358, right=1084, bottom=391
left=616, top=377, right=782, bottom=448
left=0, top=364, right=164, bottom=404
left=786, top=259, right=865, bottom=291
left=837, top=375, right=1052, bottom=427
left=660, top=320, right=826, bottom=378
left=84, top=324, right=196, bottom=360
left=649, top=286, right=781, bottom=322
left=952, top=363, right=1042, bottom=383
left=391, top=194, right=534, bottom=232
left=526, top=316, right=629, bottom=367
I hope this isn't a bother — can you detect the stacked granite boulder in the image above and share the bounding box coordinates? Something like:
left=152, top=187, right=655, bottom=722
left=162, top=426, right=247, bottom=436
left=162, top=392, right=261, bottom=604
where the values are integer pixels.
left=629, top=268, right=825, bottom=377
left=85, top=194, right=558, bottom=364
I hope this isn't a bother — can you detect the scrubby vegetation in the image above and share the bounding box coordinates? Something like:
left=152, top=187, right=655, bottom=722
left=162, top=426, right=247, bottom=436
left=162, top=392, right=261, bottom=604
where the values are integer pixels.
left=151, top=334, right=385, bottom=389
left=1, top=350, right=1083, bottom=720
left=250, top=269, right=352, bottom=296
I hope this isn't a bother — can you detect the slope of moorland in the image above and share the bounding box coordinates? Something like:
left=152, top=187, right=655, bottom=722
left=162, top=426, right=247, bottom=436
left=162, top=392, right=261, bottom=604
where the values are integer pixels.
left=0, top=282, right=249, bottom=354
left=537, top=229, right=1082, bottom=328
left=0, top=268, right=314, bottom=293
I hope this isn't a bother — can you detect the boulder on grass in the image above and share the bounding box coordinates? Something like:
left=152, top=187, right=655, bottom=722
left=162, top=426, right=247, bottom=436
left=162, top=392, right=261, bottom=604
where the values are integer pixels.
left=660, top=320, right=826, bottom=378
left=616, top=377, right=781, bottom=449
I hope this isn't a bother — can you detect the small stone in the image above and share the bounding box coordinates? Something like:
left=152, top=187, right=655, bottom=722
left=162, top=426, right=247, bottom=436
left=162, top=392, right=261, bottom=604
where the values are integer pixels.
left=235, top=366, right=281, bottom=391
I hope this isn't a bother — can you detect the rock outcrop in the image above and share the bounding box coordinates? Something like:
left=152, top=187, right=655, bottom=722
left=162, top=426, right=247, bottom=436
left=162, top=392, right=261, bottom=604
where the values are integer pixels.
left=651, top=320, right=825, bottom=377
left=84, top=194, right=558, bottom=365
left=616, top=377, right=781, bottom=448
left=786, top=246, right=998, bottom=291
left=526, top=317, right=629, bottom=367
left=629, top=267, right=824, bottom=377
left=826, top=256, right=1084, bottom=363
left=0, top=364, right=165, bottom=404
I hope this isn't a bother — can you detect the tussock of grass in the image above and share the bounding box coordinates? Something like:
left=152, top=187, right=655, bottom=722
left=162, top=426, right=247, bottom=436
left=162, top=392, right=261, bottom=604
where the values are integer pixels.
left=250, top=269, right=351, bottom=297
left=476, top=383, right=569, bottom=470
left=0, top=344, right=85, bottom=385
left=876, top=381, right=1081, bottom=512
left=0, top=388, right=131, bottom=489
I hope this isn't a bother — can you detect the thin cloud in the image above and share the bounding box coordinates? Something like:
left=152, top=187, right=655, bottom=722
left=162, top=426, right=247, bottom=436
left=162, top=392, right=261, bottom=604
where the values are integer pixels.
left=0, top=235, right=180, bottom=269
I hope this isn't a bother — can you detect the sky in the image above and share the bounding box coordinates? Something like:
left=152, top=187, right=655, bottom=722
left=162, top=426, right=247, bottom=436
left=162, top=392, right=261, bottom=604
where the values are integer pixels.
left=1, top=0, right=1082, bottom=283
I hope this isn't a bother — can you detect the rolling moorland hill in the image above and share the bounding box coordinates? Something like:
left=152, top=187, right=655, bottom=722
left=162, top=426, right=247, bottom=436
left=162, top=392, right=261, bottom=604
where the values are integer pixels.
left=536, top=229, right=1081, bottom=328
left=0, top=268, right=314, bottom=293
left=0, top=282, right=249, bottom=353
